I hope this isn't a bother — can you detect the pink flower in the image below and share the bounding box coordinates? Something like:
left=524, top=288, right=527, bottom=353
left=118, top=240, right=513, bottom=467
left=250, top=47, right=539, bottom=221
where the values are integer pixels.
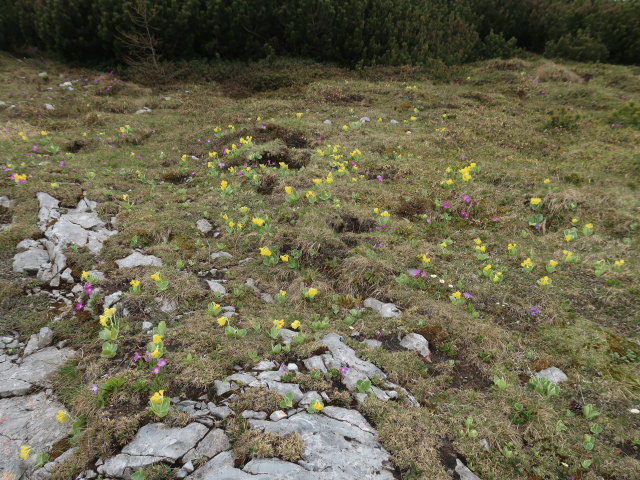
left=462, top=195, right=471, bottom=203
left=32, top=145, right=38, bottom=151
left=144, top=351, right=152, bottom=362
left=492, top=216, right=500, bottom=222
left=75, top=302, right=83, bottom=311
left=91, top=384, right=99, bottom=394
left=151, top=366, right=160, bottom=375
left=84, top=282, right=93, bottom=295
left=133, top=352, right=141, bottom=362
left=157, top=358, right=167, bottom=367
left=442, top=202, right=449, bottom=209
left=58, top=161, right=64, bottom=167
left=459, top=210, right=470, bottom=218
left=376, top=175, right=384, bottom=181
left=340, top=366, right=349, bottom=375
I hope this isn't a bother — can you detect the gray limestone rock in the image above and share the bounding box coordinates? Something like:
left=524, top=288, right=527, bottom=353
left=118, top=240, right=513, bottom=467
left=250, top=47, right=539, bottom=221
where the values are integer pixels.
left=0, top=392, right=71, bottom=479
left=242, top=410, right=268, bottom=420
left=0, top=347, right=75, bottom=397
left=362, top=339, right=382, bottom=349
left=211, top=251, right=233, bottom=261
left=23, top=327, right=55, bottom=356
left=254, top=360, right=277, bottom=371
left=13, top=246, right=50, bottom=273
left=363, top=298, right=401, bottom=318
left=206, top=280, right=226, bottom=295
left=116, top=252, right=163, bottom=268
left=104, top=291, right=123, bottom=309
left=533, top=367, right=568, bottom=384
left=183, top=428, right=230, bottom=463
left=455, top=458, right=484, bottom=480
left=197, top=219, right=213, bottom=233
left=399, top=333, right=431, bottom=359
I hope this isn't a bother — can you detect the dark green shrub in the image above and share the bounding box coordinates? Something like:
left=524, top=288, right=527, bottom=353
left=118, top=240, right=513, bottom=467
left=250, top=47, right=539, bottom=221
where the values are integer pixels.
left=544, top=29, right=609, bottom=63
left=543, top=108, right=580, bottom=132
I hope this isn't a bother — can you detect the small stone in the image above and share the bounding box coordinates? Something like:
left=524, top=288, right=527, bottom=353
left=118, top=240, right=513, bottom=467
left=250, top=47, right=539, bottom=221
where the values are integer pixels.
left=44, top=103, right=55, bottom=110
left=254, top=360, right=277, bottom=371
left=299, top=391, right=322, bottom=406
left=104, top=291, right=123, bottom=309
left=60, top=268, right=74, bottom=283
left=242, top=410, right=268, bottom=420
left=208, top=405, right=232, bottom=419
left=362, top=339, right=382, bottom=349
left=390, top=119, right=399, bottom=124
left=115, top=252, right=162, bottom=268
left=210, top=251, right=232, bottom=261
left=363, top=298, right=401, bottom=318
left=206, top=280, right=226, bottom=295
left=323, top=119, right=332, bottom=125
left=214, top=380, right=232, bottom=396
left=534, top=367, right=568, bottom=384
left=135, top=107, right=152, bottom=114
left=23, top=327, right=54, bottom=356
left=141, top=321, right=153, bottom=331
left=270, top=410, right=287, bottom=422
left=196, top=219, right=213, bottom=234
left=183, top=460, right=195, bottom=472
left=360, top=117, right=370, bottom=123
left=480, top=438, right=490, bottom=451
left=303, top=355, right=327, bottom=373
left=400, top=333, right=431, bottom=359
left=455, top=458, right=484, bottom=480
left=287, top=363, right=298, bottom=371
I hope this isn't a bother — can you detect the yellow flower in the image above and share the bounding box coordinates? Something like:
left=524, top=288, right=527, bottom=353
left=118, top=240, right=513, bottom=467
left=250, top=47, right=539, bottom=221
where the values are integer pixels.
left=153, top=334, right=163, bottom=344
left=373, top=208, right=379, bottom=214
left=280, top=255, right=289, bottom=262
left=273, top=319, right=285, bottom=329
left=306, top=287, right=318, bottom=298
left=56, top=410, right=69, bottom=423
left=440, top=241, right=447, bottom=248
left=585, top=223, right=593, bottom=229
left=228, top=221, right=235, bottom=228
left=99, top=315, right=108, bottom=327
left=151, top=273, right=162, bottom=282
left=530, top=198, right=542, bottom=206
left=239, top=206, right=249, bottom=214
left=252, top=217, right=265, bottom=227
left=562, top=250, right=573, bottom=259
left=421, top=255, right=431, bottom=263
left=564, top=235, right=572, bottom=242
left=81, top=271, right=90, bottom=279
left=507, top=243, right=517, bottom=251
left=549, top=260, right=558, bottom=267
left=284, top=186, right=293, bottom=195
left=306, top=191, right=316, bottom=199
left=259, top=247, right=272, bottom=257
left=484, top=264, right=492, bottom=271
left=543, top=179, right=551, bottom=184
left=312, top=400, right=324, bottom=411
left=296, top=112, right=303, bottom=118
left=20, top=445, right=31, bottom=460
left=521, top=258, right=534, bottom=268
left=492, top=272, right=503, bottom=282
left=410, top=116, right=417, bottom=121
left=312, top=178, right=322, bottom=184
left=380, top=211, right=390, bottom=217
left=40, top=130, right=48, bottom=136
left=279, top=289, right=287, bottom=297
left=475, top=245, right=486, bottom=252
left=150, top=390, right=165, bottom=404
left=473, top=238, right=482, bottom=245
left=220, top=180, right=228, bottom=190
left=614, top=259, right=625, bottom=267
left=217, top=316, right=227, bottom=326
left=291, top=320, right=301, bottom=330
left=571, top=218, right=578, bottom=224
left=325, top=176, right=334, bottom=184
left=538, top=276, right=550, bottom=286
left=50, top=182, right=59, bottom=188
left=342, top=125, right=349, bottom=131
left=130, top=279, right=140, bottom=287
left=150, top=346, right=161, bottom=358
left=103, top=307, right=116, bottom=318
left=445, top=167, right=452, bottom=173
left=451, top=291, right=462, bottom=299
left=122, top=194, right=128, bottom=201
left=445, top=179, right=454, bottom=185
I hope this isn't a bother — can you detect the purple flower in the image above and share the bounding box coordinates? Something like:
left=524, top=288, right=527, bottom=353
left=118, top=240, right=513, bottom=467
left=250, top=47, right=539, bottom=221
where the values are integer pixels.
left=259, top=125, right=267, bottom=130
left=442, top=202, right=450, bottom=209
left=218, top=162, right=225, bottom=168
left=278, top=363, right=286, bottom=373
left=340, top=365, right=349, bottom=375
left=133, top=352, right=141, bottom=362
left=459, top=210, right=470, bottom=218
left=425, top=217, right=432, bottom=223
left=409, top=268, right=421, bottom=277
left=144, top=351, right=152, bottom=362
left=492, top=216, right=500, bottom=222
left=58, top=161, right=64, bottom=167
left=84, top=282, right=93, bottom=295
left=75, top=302, right=83, bottom=311
left=157, top=358, right=167, bottom=367
left=463, top=292, right=473, bottom=299
left=375, top=330, right=382, bottom=339
left=462, top=195, right=471, bottom=204
left=316, top=136, right=322, bottom=143
left=32, top=145, right=38, bottom=151
left=151, top=366, right=160, bottom=375
left=376, top=175, right=384, bottom=182
left=529, top=306, right=539, bottom=316
left=90, top=384, right=99, bottom=394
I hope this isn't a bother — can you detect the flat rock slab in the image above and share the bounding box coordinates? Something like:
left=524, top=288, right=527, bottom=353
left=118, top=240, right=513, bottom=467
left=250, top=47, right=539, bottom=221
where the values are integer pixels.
left=116, top=252, right=163, bottom=268
left=0, top=347, right=75, bottom=398
left=533, top=367, right=568, bottom=384
left=99, top=422, right=209, bottom=478
left=363, top=298, right=401, bottom=318
left=0, top=392, right=71, bottom=479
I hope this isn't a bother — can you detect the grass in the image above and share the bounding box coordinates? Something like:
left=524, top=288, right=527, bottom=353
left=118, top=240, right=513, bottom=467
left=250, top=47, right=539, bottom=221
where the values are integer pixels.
left=0, top=52, right=639, bottom=480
